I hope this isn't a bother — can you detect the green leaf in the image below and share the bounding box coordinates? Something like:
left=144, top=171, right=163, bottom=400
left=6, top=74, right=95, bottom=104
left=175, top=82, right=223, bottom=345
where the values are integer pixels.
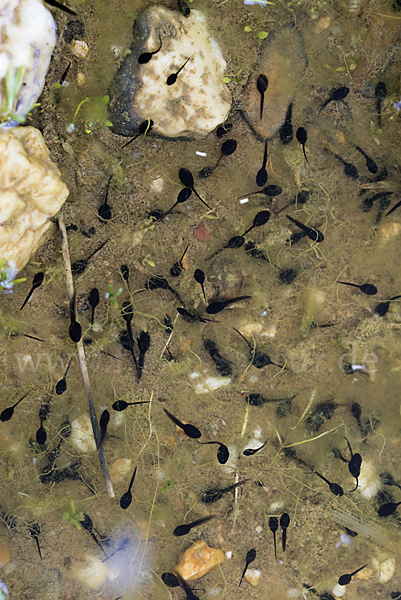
left=257, top=31, right=268, bottom=39
left=335, top=66, right=346, bottom=72
left=147, top=260, right=155, bottom=267
left=102, top=95, right=110, bottom=104
left=223, top=76, right=232, bottom=83
left=104, top=120, right=113, bottom=127
left=54, top=82, right=61, bottom=89
left=244, top=25, right=253, bottom=32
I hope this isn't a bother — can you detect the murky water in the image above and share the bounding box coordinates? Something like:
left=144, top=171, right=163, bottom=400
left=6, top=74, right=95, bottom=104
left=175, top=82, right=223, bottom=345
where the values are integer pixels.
left=1, top=0, right=401, bottom=599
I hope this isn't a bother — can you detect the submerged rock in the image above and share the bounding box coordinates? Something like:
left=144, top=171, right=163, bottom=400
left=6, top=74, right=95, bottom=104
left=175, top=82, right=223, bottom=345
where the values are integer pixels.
left=174, top=539, right=225, bottom=580
left=109, top=5, right=231, bottom=139
left=241, top=24, right=307, bottom=140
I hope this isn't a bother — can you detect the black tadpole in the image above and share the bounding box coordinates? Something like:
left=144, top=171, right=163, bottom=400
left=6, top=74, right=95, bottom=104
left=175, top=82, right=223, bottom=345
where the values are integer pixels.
left=378, top=500, right=401, bottom=517
left=97, top=409, right=110, bottom=451
left=178, top=167, right=211, bottom=209
left=279, top=103, right=293, bottom=145
left=177, top=307, right=217, bottom=323
left=257, top=74, right=268, bottom=120
left=112, top=400, right=150, bottom=412
left=170, top=244, right=189, bottom=277
left=337, top=281, right=377, bottom=295
left=120, top=264, right=130, bottom=289
left=338, top=565, right=367, bottom=586
left=256, top=139, right=268, bottom=187
left=138, top=36, right=162, bottom=64
left=209, top=235, right=245, bottom=259
left=326, top=149, right=358, bottom=180
left=203, top=338, right=232, bottom=378
left=145, top=275, right=184, bottom=304
left=20, top=272, right=45, bottom=310
left=319, top=86, right=349, bottom=113
left=243, top=439, right=268, bottom=456
left=163, top=407, right=201, bottom=439
left=55, top=356, right=72, bottom=395
left=120, top=466, right=137, bottom=509
left=121, top=301, right=139, bottom=372
left=194, top=269, right=207, bottom=301
left=162, top=572, right=181, bottom=587
left=167, top=56, right=192, bottom=86
left=0, top=389, right=32, bottom=422
left=280, top=512, right=290, bottom=552
left=312, top=469, right=344, bottom=496
left=241, top=210, right=270, bottom=236
left=36, top=419, right=47, bottom=446
left=79, top=514, right=106, bottom=555
left=269, top=517, right=279, bottom=558
left=121, top=119, right=154, bottom=149
left=137, top=331, right=150, bottom=380
left=286, top=215, right=324, bottom=243
left=44, top=0, right=76, bottom=14
left=28, top=522, right=43, bottom=560
left=214, top=138, right=237, bottom=170
left=206, top=295, right=251, bottom=314
left=296, top=127, right=310, bottom=166
left=374, top=295, right=401, bottom=316
left=233, top=327, right=286, bottom=369
left=344, top=437, right=362, bottom=492
left=159, top=187, right=192, bottom=221
left=375, top=82, right=386, bottom=129
left=239, top=549, right=256, bottom=586
left=88, top=288, right=99, bottom=326
left=355, top=146, right=377, bottom=174
left=202, top=479, right=249, bottom=503
left=71, top=241, right=108, bottom=275
left=199, top=441, right=229, bottom=464
left=238, top=184, right=282, bottom=200
left=98, top=176, right=113, bottom=220
left=173, top=515, right=215, bottom=537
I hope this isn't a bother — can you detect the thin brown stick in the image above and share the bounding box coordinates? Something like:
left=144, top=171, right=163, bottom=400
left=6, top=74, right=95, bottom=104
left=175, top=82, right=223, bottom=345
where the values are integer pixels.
left=59, top=212, right=115, bottom=498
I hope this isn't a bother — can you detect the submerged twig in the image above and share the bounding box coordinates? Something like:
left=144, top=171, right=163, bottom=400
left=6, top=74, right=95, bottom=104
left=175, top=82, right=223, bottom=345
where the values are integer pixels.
left=59, top=212, right=115, bottom=498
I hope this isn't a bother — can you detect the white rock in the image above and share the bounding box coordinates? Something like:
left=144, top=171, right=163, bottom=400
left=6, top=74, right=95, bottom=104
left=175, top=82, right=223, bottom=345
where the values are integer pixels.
left=71, top=554, right=108, bottom=590
left=195, top=376, right=231, bottom=394
left=372, top=554, right=396, bottom=583
left=0, top=126, right=69, bottom=270
left=70, top=414, right=97, bottom=453
left=109, top=6, right=231, bottom=139
left=0, top=0, right=56, bottom=123
left=150, top=177, right=165, bottom=193
left=332, top=584, right=346, bottom=597
left=71, top=40, right=89, bottom=58
left=244, top=568, right=260, bottom=587
left=358, top=459, right=382, bottom=500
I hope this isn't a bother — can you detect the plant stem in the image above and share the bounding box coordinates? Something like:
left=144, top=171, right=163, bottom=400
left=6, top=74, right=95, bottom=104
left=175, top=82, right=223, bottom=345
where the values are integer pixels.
left=59, top=212, right=115, bottom=498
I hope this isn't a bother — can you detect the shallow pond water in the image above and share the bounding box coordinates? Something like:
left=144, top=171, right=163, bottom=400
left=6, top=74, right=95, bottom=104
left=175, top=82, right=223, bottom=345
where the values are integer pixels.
left=1, top=0, right=401, bottom=599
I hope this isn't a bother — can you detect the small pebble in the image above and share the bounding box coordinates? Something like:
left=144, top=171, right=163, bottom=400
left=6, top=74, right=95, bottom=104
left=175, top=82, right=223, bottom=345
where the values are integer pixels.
left=71, top=40, right=89, bottom=58
left=245, top=568, right=260, bottom=587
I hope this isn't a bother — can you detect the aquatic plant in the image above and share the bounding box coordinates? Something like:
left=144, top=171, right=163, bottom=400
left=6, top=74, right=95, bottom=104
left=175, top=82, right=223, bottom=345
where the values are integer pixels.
left=161, top=477, right=177, bottom=493
left=0, top=259, right=26, bottom=292
left=105, top=284, right=123, bottom=309
left=62, top=500, right=84, bottom=530
left=66, top=94, right=113, bottom=134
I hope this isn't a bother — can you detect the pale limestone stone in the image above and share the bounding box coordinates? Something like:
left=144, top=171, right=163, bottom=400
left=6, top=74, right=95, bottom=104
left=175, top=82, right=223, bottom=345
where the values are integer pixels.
left=70, top=414, right=97, bottom=453
left=71, top=554, right=108, bottom=590
left=0, top=127, right=69, bottom=270
left=109, top=6, right=231, bottom=139
left=0, top=0, right=56, bottom=123
left=244, top=568, right=260, bottom=587
left=174, top=540, right=225, bottom=581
